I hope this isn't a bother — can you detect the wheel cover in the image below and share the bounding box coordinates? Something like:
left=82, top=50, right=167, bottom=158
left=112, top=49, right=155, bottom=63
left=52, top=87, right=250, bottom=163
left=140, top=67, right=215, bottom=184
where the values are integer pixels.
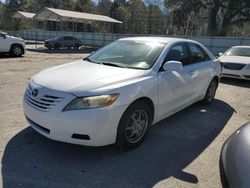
left=125, top=109, right=148, bottom=143
left=207, top=81, right=216, bottom=102
left=14, top=47, right=21, bottom=55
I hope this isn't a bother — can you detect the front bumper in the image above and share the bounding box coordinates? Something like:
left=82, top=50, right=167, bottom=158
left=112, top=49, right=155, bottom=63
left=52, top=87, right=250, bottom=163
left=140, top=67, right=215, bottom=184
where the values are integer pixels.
left=221, top=66, right=250, bottom=80
left=23, top=82, right=126, bottom=146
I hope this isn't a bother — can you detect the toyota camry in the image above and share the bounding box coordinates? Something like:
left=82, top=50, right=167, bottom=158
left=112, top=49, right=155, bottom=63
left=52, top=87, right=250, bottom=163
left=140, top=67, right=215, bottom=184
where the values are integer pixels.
left=23, top=37, right=221, bottom=149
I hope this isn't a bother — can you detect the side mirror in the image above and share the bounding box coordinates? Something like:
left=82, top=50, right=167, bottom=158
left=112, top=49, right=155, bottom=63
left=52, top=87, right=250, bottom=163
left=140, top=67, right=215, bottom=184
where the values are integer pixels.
left=162, top=61, right=182, bottom=73
left=218, top=53, right=223, bottom=56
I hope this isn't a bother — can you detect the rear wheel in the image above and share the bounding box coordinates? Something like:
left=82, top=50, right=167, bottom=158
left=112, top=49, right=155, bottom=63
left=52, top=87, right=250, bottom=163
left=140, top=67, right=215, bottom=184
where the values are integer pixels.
left=10, top=44, right=23, bottom=57
left=116, top=102, right=152, bottom=149
left=202, top=78, right=218, bottom=105
left=54, top=43, right=60, bottom=50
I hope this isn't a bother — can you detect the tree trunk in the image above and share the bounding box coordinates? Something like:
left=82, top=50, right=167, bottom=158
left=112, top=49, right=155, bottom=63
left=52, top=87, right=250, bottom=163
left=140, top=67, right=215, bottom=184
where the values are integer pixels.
left=207, top=0, right=219, bottom=36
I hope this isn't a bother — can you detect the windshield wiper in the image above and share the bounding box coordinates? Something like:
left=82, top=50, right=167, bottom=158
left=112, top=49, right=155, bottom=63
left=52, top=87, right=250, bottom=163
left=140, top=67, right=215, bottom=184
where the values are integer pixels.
left=101, top=62, right=127, bottom=68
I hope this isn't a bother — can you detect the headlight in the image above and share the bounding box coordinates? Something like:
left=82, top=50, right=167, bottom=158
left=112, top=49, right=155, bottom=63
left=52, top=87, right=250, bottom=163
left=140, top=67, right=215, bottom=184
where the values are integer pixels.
left=63, top=94, right=119, bottom=111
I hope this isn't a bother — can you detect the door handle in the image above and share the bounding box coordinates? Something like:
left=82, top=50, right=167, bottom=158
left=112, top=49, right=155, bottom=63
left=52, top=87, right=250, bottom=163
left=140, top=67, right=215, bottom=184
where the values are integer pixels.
left=189, top=70, right=198, bottom=78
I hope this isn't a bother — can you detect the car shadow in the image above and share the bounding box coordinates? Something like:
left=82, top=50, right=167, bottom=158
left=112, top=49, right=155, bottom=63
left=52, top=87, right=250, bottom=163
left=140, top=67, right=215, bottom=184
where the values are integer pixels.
left=27, top=46, right=97, bottom=54
left=220, top=77, right=250, bottom=88
left=1, top=99, right=234, bottom=188
left=0, top=54, right=24, bottom=59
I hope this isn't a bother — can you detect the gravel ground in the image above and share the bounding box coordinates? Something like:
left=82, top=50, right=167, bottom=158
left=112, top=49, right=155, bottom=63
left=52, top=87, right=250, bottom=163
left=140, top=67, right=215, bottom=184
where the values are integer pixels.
left=0, top=47, right=249, bottom=188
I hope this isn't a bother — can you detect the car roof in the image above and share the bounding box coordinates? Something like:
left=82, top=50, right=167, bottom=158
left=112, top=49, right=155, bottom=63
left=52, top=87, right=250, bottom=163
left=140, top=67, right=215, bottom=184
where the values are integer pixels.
left=231, top=46, right=250, bottom=48
left=119, top=37, right=195, bottom=44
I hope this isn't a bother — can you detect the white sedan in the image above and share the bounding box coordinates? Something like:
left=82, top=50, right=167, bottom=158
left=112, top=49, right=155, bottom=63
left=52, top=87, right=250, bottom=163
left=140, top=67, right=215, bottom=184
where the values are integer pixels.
left=219, top=46, right=250, bottom=80
left=23, top=37, right=221, bottom=149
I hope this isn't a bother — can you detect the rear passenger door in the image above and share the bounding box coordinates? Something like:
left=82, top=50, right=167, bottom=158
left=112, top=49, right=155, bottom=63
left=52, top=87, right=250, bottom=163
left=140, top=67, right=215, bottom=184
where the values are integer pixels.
left=63, top=36, right=72, bottom=47
left=186, top=42, right=213, bottom=99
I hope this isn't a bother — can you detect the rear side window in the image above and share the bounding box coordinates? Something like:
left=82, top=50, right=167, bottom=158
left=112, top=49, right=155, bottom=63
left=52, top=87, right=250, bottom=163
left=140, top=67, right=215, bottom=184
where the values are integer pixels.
left=165, top=43, right=190, bottom=65
left=188, top=43, right=210, bottom=63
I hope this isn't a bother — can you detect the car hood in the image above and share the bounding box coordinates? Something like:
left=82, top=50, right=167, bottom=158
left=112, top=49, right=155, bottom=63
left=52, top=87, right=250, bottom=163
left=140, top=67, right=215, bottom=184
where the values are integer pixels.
left=7, top=35, right=24, bottom=41
left=219, top=55, right=250, bottom=64
left=32, top=60, right=146, bottom=95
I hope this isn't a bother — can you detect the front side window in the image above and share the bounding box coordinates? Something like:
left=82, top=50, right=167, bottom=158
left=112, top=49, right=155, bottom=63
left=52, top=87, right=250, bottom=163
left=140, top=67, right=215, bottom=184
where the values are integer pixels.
left=165, top=43, right=190, bottom=65
left=188, top=43, right=210, bottom=63
left=85, top=40, right=165, bottom=70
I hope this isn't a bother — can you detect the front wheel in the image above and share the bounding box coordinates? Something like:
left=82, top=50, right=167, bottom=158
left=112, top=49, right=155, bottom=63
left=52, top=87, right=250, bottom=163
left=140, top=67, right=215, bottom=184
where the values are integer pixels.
left=202, top=78, right=218, bottom=105
left=116, top=102, right=152, bottom=149
left=10, top=45, right=23, bottom=57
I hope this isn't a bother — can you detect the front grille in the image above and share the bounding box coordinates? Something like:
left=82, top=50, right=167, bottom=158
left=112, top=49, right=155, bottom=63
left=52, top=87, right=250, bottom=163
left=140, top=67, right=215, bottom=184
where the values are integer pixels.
left=243, top=75, right=250, bottom=78
left=223, top=63, right=246, bottom=70
left=222, top=73, right=241, bottom=77
left=25, top=84, right=62, bottom=112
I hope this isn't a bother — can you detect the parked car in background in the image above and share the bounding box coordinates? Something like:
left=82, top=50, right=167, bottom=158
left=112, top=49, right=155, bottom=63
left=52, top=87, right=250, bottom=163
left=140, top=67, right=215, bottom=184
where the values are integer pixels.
left=219, top=46, right=250, bottom=80
left=220, top=121, right=250, bottom=188
left=23, top=37, right=221, bottom=149
left=45, top=36, right=82, bottom=50
left=0, top=31, right=25, bottom=57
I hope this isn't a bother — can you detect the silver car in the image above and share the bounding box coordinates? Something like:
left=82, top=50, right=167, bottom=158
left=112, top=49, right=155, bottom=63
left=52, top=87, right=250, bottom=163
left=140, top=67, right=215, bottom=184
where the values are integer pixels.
left=44, top=36, right=82, bottom=50
left=220, top=121, right=250, bottom=188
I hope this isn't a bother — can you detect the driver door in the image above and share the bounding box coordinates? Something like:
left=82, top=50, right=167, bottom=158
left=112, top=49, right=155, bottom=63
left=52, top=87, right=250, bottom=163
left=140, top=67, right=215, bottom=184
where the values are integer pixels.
left=0, top=33, right=9, bottom=52
left=157, top=43, right=196, bottom=119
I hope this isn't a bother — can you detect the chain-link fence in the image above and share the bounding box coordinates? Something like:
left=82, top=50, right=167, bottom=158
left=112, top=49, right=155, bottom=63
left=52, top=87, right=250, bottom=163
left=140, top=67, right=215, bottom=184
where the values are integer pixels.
left=10, top=30, right=250, bottom=55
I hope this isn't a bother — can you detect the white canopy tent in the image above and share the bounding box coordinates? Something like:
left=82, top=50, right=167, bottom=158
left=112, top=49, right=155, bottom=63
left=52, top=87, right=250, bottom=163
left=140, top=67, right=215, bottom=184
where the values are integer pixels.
left=35, top=7, right=122, bottom=24
left=13, top=11, right=35, bottom=20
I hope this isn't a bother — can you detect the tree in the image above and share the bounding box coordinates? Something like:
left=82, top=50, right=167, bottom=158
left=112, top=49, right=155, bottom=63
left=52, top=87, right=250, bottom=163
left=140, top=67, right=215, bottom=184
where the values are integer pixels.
left=165, top=0, right=250, bottom=36
left=127, top=0, right=147, bottom=34
left=110, top=0, right=131, bottom=33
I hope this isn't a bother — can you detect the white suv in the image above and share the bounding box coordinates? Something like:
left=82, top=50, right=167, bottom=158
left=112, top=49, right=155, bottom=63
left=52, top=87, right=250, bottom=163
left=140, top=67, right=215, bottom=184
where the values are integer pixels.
left=0, top=31, right=25, bottom=56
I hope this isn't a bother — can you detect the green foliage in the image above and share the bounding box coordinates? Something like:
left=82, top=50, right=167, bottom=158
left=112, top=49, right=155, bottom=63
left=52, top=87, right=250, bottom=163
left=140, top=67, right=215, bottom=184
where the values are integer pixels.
left=1, top=0, right=250, bottom=36
left=165, top=0, right=250, bottom=36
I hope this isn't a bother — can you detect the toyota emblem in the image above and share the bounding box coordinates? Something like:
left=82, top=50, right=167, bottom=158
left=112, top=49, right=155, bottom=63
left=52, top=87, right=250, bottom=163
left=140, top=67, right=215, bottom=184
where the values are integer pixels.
left=31, top=88, right=39, bottom=98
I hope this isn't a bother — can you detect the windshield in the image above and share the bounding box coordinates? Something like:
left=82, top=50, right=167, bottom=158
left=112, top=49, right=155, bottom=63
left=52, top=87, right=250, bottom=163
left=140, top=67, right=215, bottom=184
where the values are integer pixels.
left=85, top=40, right=165, bottom=69
left=224, top=47, right=250, bottom=57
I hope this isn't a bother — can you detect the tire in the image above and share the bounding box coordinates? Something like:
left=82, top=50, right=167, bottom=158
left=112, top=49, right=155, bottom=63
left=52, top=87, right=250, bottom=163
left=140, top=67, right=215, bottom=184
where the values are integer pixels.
left=47, top=44, right=52, bottom=50
left=10, top=44, right=23, bottom=57
left=74, top=43, right=80, bottom=49
left=54, top=43, right=60, bottom=50
left=116, top=102, right=152, bottom=149
left=202, top=78, right=218, bottom=105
